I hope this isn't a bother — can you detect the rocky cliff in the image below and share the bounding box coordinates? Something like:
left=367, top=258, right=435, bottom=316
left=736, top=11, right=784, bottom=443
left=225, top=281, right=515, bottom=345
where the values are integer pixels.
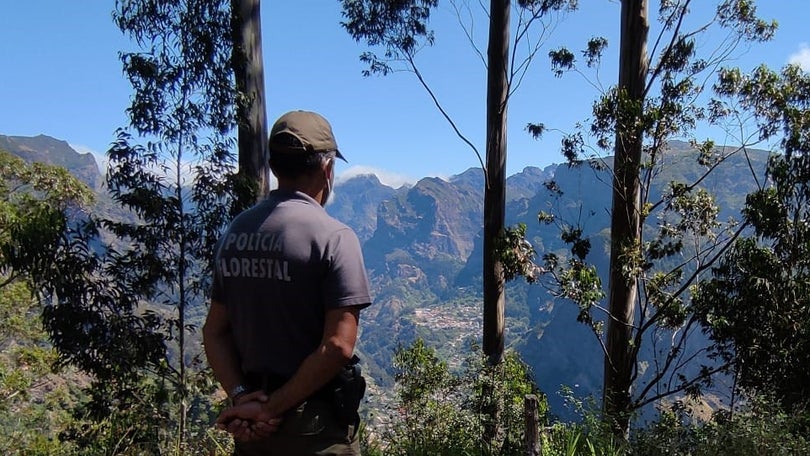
left=3, top=134, right=771, bottom=418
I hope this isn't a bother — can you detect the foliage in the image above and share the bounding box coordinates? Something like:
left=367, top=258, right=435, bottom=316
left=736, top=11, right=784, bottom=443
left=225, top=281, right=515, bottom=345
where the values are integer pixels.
left=109, top=0, right=238, bottom=306
left=378, top=339, right=546, bottom=455
left=631, top=395, right=810, bottom=455
left=341, top=0, right=438, bottom=77
left=93, top=0, right=241, bottom=451
left=537, top=391, right=810, bottom=456
left=694, top=63, right=810, bottom=413
left=540, top=218, right=605, bottom=335
left=0, top=143, right=175, bottom=454
left=538, top=0, right=778, bottom=434
left=0, top=150, right=115, bottom=454
left=341, top=0, right=577, bottom=78
left=9, top=1, right=243, bottom=453
left=0, top=150, right=93, bottom=288
left=533, top=386, right=624, bottom=456
left=498, top=223, right=544, bottom=284
left=57, top=365, right=230, bottom=456
left=0, top=280, right=81, bottom=455
left=36, top=220, right=169, bottom=452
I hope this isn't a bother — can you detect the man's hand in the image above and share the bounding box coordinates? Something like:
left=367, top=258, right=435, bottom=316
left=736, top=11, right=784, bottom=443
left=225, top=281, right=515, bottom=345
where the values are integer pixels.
left=233, top=390, right=267, bottom=406
left=216, top=399, right=282, bottom=441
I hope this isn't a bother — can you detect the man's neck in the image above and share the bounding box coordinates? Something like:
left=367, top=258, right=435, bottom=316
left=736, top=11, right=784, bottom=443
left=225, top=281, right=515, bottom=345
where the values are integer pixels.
left=276, top=179, right=325, bottom=206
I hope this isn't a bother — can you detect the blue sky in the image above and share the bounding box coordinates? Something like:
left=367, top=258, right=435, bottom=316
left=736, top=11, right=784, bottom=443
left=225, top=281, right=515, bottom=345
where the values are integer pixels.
left=1, top=1, right=808, bottom=187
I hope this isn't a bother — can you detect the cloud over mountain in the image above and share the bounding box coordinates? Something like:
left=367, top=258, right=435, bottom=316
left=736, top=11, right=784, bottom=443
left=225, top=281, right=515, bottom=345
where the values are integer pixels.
left=789, top=42, right=810, bottom=70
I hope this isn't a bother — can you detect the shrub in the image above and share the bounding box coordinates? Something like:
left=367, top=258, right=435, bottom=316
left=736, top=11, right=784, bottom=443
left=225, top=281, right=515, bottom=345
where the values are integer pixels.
left=632, top=395, right=810, bottom=456
left=377, top=339, right=546, bottom=455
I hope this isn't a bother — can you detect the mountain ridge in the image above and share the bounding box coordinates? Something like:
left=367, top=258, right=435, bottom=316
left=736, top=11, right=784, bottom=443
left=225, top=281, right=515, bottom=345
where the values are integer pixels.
left=1, top=133, right=771, bottom=419
left=0, top=134, right=102, bottom=190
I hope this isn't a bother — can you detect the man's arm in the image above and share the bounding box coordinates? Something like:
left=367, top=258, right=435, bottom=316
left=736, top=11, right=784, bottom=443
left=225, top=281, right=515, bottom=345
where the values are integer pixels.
left=202, top=299, right=246, bottom=401
left=264, top=305, right=360, bottom=415
left=216, top=305, right=360, bottom=424
left=206, top=299, right=281, bottom=441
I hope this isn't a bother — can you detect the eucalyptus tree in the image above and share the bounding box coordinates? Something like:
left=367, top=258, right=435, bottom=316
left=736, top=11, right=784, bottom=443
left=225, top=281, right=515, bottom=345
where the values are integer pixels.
left=539, top=0, right=777, bottom=436
left=107, top=0, right=240, bottom=447
left=695, top=63, right=810, bottom=414
left=341, top=0, right=577, bottom=366
left=232, top=0, right=270, bottom=204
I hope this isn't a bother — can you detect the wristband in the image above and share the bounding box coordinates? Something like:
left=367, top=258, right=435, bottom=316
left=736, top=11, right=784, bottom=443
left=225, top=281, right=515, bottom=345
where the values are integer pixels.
left=229, top=384, right=248, bottom=402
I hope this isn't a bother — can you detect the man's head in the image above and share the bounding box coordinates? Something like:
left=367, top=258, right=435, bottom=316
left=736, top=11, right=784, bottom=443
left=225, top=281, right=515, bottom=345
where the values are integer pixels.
left=269, top=110, right=344, bottom=160
left=268, top=110, right=345, bottom=205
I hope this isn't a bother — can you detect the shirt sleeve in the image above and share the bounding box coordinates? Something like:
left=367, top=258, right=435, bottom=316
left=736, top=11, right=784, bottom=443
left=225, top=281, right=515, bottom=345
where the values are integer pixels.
left=323, top=227, right=372, bottom=309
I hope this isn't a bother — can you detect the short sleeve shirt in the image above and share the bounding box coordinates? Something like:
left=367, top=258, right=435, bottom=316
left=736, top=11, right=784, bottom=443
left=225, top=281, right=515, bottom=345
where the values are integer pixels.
left=211, top=189, right=372, bottom=377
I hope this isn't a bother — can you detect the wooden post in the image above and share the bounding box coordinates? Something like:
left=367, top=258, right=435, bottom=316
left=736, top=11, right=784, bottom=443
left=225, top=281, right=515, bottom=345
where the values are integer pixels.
left=524, top=394, right=540, bottom=456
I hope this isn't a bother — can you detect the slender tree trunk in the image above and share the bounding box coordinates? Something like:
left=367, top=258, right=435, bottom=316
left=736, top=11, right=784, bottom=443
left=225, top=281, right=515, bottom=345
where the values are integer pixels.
left=603, top=0, right=648, bottom=438
left=483, top=0, right=509, bottom=366
left=177, top=146, right=187, bottom=448
left=232, top=0, right=269, bottom=202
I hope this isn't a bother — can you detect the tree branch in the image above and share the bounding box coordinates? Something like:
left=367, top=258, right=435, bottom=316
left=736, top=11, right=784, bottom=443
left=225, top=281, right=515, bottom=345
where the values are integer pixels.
left=406, top=53, right=487, bottom=184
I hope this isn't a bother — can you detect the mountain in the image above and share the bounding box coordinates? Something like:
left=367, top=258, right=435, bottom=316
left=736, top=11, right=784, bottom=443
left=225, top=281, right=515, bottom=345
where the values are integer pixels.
left=323, top=143, right=770, bottom=417
left=0, top=134, right=102, bottom=190
left=2, top=134, right=771, bottom=419
left=330, top=173, right=398, bottom=243
left=362, top=172, right=484, bottom=298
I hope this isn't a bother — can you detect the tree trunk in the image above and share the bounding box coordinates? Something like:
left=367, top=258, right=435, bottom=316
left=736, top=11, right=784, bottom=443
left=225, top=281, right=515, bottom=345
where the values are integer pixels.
left=603, top=0, right=648, bottom=438
left=483, top=0, right=509, bottom=366
left=232, top=0, right=269, bottom=202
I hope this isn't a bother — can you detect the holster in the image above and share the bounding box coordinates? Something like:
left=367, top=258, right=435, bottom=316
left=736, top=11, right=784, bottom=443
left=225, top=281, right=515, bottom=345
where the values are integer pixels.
left=327, top=355, right=367, bottom=425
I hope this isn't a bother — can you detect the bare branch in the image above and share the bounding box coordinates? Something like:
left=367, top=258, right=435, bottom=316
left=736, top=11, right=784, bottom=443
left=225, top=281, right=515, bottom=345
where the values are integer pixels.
left=405, top=53, right=487, bottom=184
left=450, top=0, right=487, bottom=68
left=0, top=271, right=20, bottom=290
left=634, top=362, right=730, bottom=410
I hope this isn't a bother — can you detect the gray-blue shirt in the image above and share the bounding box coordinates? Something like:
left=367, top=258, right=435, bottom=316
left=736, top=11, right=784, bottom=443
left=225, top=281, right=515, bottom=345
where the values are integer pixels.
left=212, top=189, right=371, bottom=377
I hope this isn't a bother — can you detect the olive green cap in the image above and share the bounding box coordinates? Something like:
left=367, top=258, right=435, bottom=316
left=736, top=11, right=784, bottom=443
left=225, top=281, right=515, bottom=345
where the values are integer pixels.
left=268, top=110, right=346, bottom=161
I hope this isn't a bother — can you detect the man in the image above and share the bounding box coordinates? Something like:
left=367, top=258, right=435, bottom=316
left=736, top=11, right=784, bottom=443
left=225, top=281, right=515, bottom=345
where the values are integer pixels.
left=203, top=110, right=372, bottom=455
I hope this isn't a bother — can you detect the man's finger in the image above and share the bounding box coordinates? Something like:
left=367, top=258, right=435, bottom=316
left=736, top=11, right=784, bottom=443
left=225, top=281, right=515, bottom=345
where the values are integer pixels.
left=226, top=418, right=249, bottom=436
left=232, top=422, right=256, bottom=442
left=215, top=408, right=237, bottom=425
left=252, top=419, right=281, bottom=436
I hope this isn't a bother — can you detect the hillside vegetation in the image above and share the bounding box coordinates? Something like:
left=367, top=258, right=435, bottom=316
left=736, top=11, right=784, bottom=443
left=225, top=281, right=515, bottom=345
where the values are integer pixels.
left=2, top=137, right=809, bottom=454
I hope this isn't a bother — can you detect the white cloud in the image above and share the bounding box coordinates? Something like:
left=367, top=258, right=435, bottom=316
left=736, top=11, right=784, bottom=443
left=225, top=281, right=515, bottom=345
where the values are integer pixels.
left=68, top=146, right=418, bottom=190
left=337, top=165, right=416, bottom=188
left=69, top=143, right=107, bottom=173
left=70, top=142, right=200, bottom=185
left=788, top=43, right=810, bottom=71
